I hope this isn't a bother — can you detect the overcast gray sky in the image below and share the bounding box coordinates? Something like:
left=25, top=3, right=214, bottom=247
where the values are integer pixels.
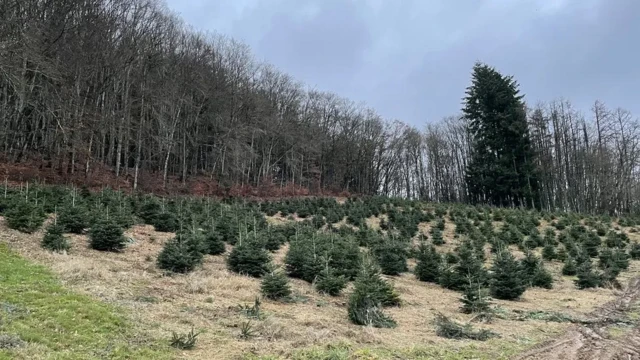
left=166, top=0, right=639, bottom=126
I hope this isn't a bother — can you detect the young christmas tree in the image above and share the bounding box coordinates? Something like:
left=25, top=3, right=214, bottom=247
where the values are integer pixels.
left=490, top=250, right=526, bottom=300
left=89, top=219, right=127, bottom=252
left=315, top=267, right=348, bottom=296
left=227, top=239, right=271, bottom=278
left=347, top=259, right=397, bottom=328
left=460, top=282, right=491, bottom=314
left=542, top=243, right=556, bottom=261
left=204, top=229, right=226, bottom=255
left=57, top=205, right=89, bottom=234
left=561, top=256, right=577, bottom=276
left=414, top=244, right=442, bottom=283
left=574, top=257, right=601, bottom=289
left=448, top=240, right=488, bottom=291
left=41, top=223, right=70, bottom=252
left=556, top=245, right=568, bottom=262
left=261, top=269, right=292, bottom=301
left=157, top=233, right=205, bottom=273
left=373, top=240, right=408, bottom=276
left=5, top=200, right=46, bottom=234
left=153, top=211, right=179, bottom=233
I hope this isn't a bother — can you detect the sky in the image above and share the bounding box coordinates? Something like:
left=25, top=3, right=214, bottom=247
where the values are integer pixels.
left=166, top=0, right=640, bottom=126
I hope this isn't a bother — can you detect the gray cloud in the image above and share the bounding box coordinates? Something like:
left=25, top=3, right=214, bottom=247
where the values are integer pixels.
left=167, top=0, right=640, bottom=126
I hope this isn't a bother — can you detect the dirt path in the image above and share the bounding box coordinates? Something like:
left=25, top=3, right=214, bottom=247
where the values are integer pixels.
left=516, top=277, right=640, bottom=360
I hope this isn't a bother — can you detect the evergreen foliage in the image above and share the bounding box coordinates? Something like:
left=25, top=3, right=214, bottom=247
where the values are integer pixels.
left=464, top=62, right=539, bottom=207
left=227, top=240, right=271, bottom=278
left=490, top=250, right=526, bottom=300
left=430, top=227, right=445, bottom=245
left=153, top=212, right=180, bottom=232
left=542, top=243, right=556, bottom=261
left=373, top=240, right=408, bottom=276
left=89, top=220, right=127, bottom=252
left=57, top=205, right=89, bottom=234
left=157, top=233, right=205, bottom=273
left=460, top=284, right=491, bottom=314
left=562, top=257, right=577, bottom=276
left=574, top=258, right=601, bottom=289
left=41, top=223, right=70, bottom=252
left=414, top=244, right=442, bottom=283
left=315, top=267, right=348, bottom=296
left=261, top=270, right=292, bottom=300
left=347, top=260, right=398, bottom=328
left=203, top=230, right=226, bottom=255
left=5, top=201, right=46, bottom=233
left=630, top=242, right=640, bottom=260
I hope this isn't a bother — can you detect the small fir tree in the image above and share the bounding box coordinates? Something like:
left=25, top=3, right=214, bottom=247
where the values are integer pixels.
left=630, top=242, right=640, bottom=260
left=430, top=227, right=445, bottom=245
left=460, top=283, right=491, bottom=314
left=415, top=244, right=442, bottom=283
left=89, top=220, right=127, bottom=252
left=5, top=201, right=46, bottom=234
left=542, top=243, right=556, bottom=261
left=556, top=245, right=568, bottom=262
left=315, top=267, right=347, bottom=296
left=373, top=241, right=408, bottom=276
left=562, top=256, right=578, bottom=276
left=157, top=233, right=205, bottom=273
left=153, top=212, right=179, bottom=233
left=347, top=259, right=397, bottom=328
left=261, top=269, right=292, bottom=300
left=41, top=223, right=70, bottom=252
left=57, top=205, right=89, bottom=234
left=204, top=230, right=226, bottom=255
left=490, top=250, right=526, bottom=300
left=574, top=258, right=601, bottom=289
left=227, top=240, right=271, bottom=278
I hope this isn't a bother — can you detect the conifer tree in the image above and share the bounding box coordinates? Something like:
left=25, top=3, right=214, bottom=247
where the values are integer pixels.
left=373, top=240, right=408, bottom=276
left=89, top=219, right=127, bottom=252
left=41, top=223, right=70, bottom=252
left=463, top=62, right=539, bottom=208
left=315, top=267, right=348, bottom=296
left=157, top=233, right=205, bottom=273
left=204, top=230, right=226, bottom=255
left=460, top=282, right=491, bottom=314
left=347, top=259, right=398, bottom=328
left=518, top=252, right=553, bottom=289
left=630, top=242, right=640, bottom=260
left=430, top=227, right=445, bottom=245
left=415, top=244, right=442, bottom=283
left=6, top=201, right=46, bottom=233
left=562, top=256, right=578, bottom=276
left=57, top=205, right=89, bottom=234
left=261, top=269, right=292, bottom=300
left=542, top=243, right=556, bottom=261
left=556, top=245, right=568, bottom=262
left=575, top=258, right=601, bottom=289
left=227, top=240, right=271, bottom=278
left=490, top=250, right=526, bottom=300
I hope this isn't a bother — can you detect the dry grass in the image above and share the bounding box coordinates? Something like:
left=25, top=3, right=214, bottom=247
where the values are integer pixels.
left=2, top=217, right=639, bottom=360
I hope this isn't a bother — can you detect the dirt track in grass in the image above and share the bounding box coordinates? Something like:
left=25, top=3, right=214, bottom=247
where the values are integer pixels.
left=516, top=276, right=640, bottom=360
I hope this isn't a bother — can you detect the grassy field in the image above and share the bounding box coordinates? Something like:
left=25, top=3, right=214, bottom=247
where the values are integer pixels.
left=2, top=214, right=637, bottom=359
left=2, top=187, right=640, bottom=359
left=0, top=243, right=170, bottom=360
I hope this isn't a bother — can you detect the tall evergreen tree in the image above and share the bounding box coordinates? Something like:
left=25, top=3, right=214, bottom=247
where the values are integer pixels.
left=464, top=62, right=539, bottom=207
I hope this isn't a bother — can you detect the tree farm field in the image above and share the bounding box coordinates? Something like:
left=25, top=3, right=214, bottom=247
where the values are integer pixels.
left=1, top=187, right=640, bottom=359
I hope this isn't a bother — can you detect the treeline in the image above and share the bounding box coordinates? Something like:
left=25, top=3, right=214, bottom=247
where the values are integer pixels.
left=1, top=0, right=639, bottom=214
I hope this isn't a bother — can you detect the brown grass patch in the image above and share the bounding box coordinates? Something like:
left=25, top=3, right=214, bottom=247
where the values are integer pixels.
left=2, top=218, right=639, bottom=359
